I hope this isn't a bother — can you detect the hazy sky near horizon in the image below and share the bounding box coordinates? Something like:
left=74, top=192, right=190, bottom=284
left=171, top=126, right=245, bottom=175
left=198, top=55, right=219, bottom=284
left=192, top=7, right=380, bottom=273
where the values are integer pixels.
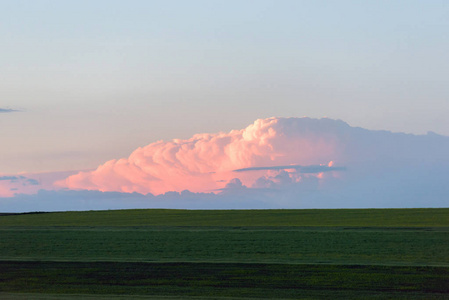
left=1, top=0, right=449, bottom=174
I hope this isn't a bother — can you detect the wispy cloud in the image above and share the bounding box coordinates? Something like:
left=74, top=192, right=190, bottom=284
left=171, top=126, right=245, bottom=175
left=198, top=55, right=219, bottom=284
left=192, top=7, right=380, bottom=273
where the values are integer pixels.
left=233, top=164, right=346, bottom=173
left=0, top=176, right=39, bottom=186
left=0, top=170, right=86, bottom=198
left=0, top=108, right=20, bottom=113
left=0, top=176, right=21, bottom=181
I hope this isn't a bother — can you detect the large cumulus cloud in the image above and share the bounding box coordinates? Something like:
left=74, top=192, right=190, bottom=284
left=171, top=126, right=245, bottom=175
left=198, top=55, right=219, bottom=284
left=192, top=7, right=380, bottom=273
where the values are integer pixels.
left=60, top=117, right=348, bottom=195
left=3, top=116, right=448, bottom=211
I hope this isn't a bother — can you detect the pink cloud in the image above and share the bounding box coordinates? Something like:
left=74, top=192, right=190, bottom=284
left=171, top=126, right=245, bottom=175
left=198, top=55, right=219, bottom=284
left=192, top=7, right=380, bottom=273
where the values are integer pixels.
left=4, top=117, right=449, bottom=210
left=59, top=117, right=345, bottom=195
left=0, top=170, right=83, bottom=198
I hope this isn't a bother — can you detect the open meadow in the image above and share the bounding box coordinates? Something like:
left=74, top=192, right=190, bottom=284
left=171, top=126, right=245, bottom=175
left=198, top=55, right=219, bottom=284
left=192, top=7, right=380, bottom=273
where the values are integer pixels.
left=0, top=208, right=448, bottom=299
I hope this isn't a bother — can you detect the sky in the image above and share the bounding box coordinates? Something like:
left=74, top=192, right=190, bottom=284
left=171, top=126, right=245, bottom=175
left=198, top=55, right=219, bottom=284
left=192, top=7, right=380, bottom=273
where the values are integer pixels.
left=1, top=1, right=449, bottom=211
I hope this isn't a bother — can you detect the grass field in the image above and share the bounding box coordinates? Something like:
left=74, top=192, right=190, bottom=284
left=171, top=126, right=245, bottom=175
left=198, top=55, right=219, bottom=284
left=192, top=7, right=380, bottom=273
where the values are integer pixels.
left=0, top=208, right=448, bottom=299
left=1, top=208, right=448, bottom=227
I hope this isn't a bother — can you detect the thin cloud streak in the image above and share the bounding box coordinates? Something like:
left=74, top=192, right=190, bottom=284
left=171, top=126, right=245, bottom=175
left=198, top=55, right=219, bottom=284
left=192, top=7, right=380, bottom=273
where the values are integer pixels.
left=233, top=164, right=346, bottom=173
left=0, top=176, right=39, bottom=185
left=0, top=108, right=20, bottom=113
left=0, top=176, right=21, bottom=181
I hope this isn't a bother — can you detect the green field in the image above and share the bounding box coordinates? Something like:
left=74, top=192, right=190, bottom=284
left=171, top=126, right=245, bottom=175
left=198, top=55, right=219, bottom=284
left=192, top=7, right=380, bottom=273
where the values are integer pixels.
left=1, top=208, right=448, bottom=227
left=0, top=208, right=448, bottom=299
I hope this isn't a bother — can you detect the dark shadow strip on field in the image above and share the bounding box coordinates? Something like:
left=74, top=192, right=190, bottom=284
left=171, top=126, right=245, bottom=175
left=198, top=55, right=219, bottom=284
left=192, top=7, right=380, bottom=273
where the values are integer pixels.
left=0, top=261, right=447, bottom=299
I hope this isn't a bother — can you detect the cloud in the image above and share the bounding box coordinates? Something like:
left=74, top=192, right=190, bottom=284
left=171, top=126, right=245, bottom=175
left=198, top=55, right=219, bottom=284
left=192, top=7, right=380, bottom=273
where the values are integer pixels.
left=233, top=164, right=346, bottom=173
left=3, top=116, right=449, bottom=211
left=0, top=189, right=274, bottom=212
left=0, top=175, right=39, bottom=185
left=0, top=170, right=80, bottom=198
left=3, top=165, right=449, bottom=213
left=24, top=178, right=39, bottom=186
left=0, top=176, right=22, bottom=181
left=0, top=175, right=41, bottom=197
left=56, top=117, right=449, bottom=210
left=0, top=108, right=20, bottom=113
left=60, top=117, right=347, bottom=195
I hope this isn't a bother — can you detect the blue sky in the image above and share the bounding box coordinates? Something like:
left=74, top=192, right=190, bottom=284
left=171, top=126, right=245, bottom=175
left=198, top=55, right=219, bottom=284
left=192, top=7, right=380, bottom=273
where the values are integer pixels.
left=1, top=0, right=449, bottom=175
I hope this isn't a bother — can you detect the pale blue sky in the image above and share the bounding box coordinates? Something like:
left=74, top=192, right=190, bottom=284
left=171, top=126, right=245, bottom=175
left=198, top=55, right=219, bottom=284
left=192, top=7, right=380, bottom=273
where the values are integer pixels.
left=1, top=0, right=449, bottom=173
